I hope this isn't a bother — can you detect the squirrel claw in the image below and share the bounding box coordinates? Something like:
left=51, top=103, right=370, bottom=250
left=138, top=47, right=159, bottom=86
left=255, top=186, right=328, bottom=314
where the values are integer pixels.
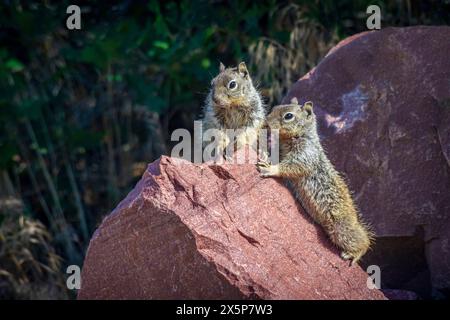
left=340, top=251, right=362, bottom=266
left=258, top=152, right=269, bottom=163
left=257, top=160, right=271, bottom=168
left=340, top=251, right=360, bottom=266
left=257, top=163, right=279, bottom=177
left=340, top=251, right=353, bottom=260
left=257, top=153, right=271, bottom=169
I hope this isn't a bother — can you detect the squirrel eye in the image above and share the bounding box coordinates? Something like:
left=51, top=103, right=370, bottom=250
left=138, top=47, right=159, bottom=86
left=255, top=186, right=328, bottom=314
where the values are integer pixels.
left=283, top=112, right=295, bottom=122
left=227, top=80, right=237, bottom=90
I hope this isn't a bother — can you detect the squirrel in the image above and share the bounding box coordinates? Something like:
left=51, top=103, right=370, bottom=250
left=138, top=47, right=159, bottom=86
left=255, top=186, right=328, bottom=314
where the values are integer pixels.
left=201, top=62, right=265, bottom=156
left=257, top=97, right=374, bottom=265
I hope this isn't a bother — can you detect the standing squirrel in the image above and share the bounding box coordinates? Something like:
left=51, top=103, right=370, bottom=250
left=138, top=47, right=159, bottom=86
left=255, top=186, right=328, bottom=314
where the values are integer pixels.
left=257, top=98, right=374, bottom=264
left=202, top=62, right=265, bottom=155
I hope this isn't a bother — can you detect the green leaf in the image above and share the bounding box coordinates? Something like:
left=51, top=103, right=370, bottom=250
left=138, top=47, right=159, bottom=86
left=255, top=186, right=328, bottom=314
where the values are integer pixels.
left=153, top=40, right=169, bottom=50
left=106, top=74, right=123, bottom=82
left=5, top=59, right=24, bottom=72
left=201, top=58, right=211, bottom=69
left=78, top=46, right=107, bottom=70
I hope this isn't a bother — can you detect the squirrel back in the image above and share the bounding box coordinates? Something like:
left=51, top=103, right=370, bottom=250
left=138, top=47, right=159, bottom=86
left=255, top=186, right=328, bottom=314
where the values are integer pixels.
left=259, top=98, right=374, bottom=264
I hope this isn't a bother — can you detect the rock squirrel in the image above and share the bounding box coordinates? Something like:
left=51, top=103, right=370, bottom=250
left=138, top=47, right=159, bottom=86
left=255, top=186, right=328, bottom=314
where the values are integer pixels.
left=201, top=62, right=265, bottom=155
left=257, top=98, right=374, bottom=264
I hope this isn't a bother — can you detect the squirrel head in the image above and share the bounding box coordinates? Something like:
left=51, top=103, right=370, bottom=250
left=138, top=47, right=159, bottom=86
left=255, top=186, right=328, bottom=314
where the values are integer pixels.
left=265, top=98, right=315, bottom=140
left=209, top=62, right=255, bottom=110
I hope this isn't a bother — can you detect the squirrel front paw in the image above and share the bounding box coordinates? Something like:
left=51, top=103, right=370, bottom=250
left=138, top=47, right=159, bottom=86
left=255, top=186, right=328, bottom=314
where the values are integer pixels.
left=257, top=158, right=280, bottom=177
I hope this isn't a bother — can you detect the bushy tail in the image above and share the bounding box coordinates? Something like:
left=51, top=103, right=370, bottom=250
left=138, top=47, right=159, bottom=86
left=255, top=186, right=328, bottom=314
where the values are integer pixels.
left=333, top=216, right=375, bottom=266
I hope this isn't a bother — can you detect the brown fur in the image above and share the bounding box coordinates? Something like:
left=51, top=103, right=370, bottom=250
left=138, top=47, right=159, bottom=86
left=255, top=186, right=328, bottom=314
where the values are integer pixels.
left=258, top=98, right=374, bottom=265
left=202, top=62, right=265, bottom=152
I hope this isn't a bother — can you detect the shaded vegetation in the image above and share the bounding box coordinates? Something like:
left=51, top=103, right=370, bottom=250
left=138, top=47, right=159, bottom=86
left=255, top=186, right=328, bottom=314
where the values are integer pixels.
left=0, top=0, right=449, bottom=299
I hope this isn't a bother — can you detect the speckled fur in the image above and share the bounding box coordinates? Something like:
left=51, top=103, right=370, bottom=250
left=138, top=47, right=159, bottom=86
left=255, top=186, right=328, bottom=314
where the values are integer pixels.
left=258, top=98, right=374, bottom=265
left=202, top=62, right=265, bottom=149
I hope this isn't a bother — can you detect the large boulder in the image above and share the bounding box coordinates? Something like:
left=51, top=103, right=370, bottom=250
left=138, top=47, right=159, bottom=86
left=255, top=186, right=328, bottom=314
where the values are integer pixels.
left=283, top=26, right=450, bottom=298
left=78, top=155, right=386, bottom=300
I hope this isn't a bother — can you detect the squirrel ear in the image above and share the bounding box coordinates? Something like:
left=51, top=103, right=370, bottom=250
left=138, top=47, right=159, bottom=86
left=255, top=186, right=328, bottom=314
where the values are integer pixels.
left=290, top=97, right=299, bottom=105
left=219, top=62, right=225, bottom=72
left=238, top=62, right=248, bottom=77
left=303, top=101, right=314, bottom=117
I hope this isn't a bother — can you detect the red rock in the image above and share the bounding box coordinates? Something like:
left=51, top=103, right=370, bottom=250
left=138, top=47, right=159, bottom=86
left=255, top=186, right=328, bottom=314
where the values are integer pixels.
left=283, top=26, right=450, bottom=295
left=78, top=155, right=386, bottom=300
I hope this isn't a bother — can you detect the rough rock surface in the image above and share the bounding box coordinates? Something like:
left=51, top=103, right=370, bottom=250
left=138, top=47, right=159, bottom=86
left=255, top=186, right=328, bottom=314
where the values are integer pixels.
left=283, top=26, right=450, bottom=297
left=78, top=155, right=386, bottom=300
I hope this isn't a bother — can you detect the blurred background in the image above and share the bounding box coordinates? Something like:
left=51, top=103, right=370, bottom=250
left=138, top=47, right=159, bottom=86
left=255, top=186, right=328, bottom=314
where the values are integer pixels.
left=0, top=0, right=449, bottom=299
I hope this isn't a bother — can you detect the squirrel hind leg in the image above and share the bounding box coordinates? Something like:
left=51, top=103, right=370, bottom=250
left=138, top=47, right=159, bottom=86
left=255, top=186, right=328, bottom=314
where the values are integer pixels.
left=350, top=252, right=364, bottom=266
left=340, top=249, right=367, bottom=266
left=340, top=250, right=363, bottom=266
left=340, top=251, right=353, bottom=261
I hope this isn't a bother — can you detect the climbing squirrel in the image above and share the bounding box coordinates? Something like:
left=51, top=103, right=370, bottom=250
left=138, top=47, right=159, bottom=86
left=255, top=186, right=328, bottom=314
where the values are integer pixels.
left=257, top=98, right=374, bottom=264
left=202, top=62, right=265, bottom=155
